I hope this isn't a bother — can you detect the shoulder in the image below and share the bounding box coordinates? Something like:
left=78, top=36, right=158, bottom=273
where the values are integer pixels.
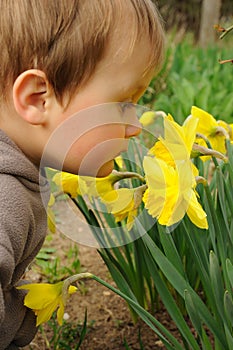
left=0, top=173, right=31, bottom=208
left=0, top=173, right=46, bottom=270
left=0, top=174, right=33, bottom=235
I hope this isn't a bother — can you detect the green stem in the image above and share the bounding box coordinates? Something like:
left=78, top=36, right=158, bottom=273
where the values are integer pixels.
left=112, top=170, right=145, bottom=183
left=61, top=272, right=183, bottom=349
left=91, top=274, right=183, bottom=349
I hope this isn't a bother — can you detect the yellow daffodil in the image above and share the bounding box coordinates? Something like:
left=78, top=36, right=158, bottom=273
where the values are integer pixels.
left=149, top=114, right=199, bottom=166
left=101, top=186, right=146, bottom=230
left=143, top=156, right=208, bottom=229
left=191, top=106, right=228, bottom=156
left=143, top=115, right=208, bottom=229
left=17, top=282, right=77, bottom=326
left=78, top=172, right=123, bottom=201
left=47, top=194, right=56, bottom=233
left=217, top=120, right=233, bottom=144
left=140, top=111, right=157, bottom=126
left=53, top=171, right=126, bottom=201
left=52, top=171, right=86, bottom=198
left=139, top=110, right=167, bottom=126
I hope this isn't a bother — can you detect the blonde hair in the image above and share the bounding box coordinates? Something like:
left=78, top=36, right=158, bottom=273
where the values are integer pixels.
left=0, top=0, right=164, bottom=103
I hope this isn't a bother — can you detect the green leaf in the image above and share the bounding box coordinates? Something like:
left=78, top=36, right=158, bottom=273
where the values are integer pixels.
left=92, top=275, right=183, bottom=350
left=142, top=248, right=200, bottom=350
left=201, top=329, right=214, bottom=350
left=194, top=84, right=211, bottom=110
left=184, top=289, right=213, bottom=350
left=226, top=259, right=233, bottom=289
left=158, top=225, right=185, bottom=277
left=184, top=290, right=202, bottom=336
left=224, top=291, right=233, bottom=326
left=141, top=233, right=228, bottom=349
left=75, top=309, right=88, bottom=349
left=209, top=251, right=225, bottom=322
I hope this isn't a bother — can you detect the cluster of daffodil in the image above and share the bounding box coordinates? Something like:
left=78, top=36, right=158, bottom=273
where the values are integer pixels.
left=19, top=24, right=233, bottom=345
left=51, top=106, right=232, bottom=232
left=19, top=106, right=233, bottom=339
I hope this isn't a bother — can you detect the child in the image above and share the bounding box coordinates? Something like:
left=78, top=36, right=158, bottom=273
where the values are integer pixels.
left=0, top=0, right=164, bottom=348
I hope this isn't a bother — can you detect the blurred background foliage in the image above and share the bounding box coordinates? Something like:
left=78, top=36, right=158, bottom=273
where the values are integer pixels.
left=139, top=0, right=233, bottom=124
left=155, top=0, right=233, bottom=41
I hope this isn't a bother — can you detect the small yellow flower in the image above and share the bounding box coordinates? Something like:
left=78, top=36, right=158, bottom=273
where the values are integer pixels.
left=139, top=111, right=157, bottom=126
left=53, top=171, right=85, bottom=198
left=102, top=186, right=145, bottom=230
left=149, top=114, right=199, bottom=166
left=17, top=282, right=77, bottom=326
left=53, top=171, right=123, bottom=201
left=217, top=120, right=233, bottom=144
left=139, top=110, right=167, bottom=126
left=78, top=173, right=123, bottom=201
left=191, top=106, right=228, bottom=156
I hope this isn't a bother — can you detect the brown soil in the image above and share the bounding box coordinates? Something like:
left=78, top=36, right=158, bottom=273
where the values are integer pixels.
left=23, top=199, right=184, bottom=350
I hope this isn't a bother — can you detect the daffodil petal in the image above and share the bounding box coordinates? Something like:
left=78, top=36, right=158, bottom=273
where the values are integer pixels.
left=139, top=111, right=156, bottom=126
left=186, top=191, right=208, bottom=229
left=183, top=115, right=199, bottom=152
left=68, top=285, right=78, bottom=294
left=149, top=140, right=175, bottom=166
left=53, top=172, right=83, bottom=198
left=34, top=298, right=60, bottom=326
left=48, top=194, right=55, bottom=207
left=192, top=106, right=217, bottom=135
left=17, top=282, right=63, bottom=308
left=208, top=135, right=226, bottom=155
left=102, top=188, right=134, bottom=213
left=47, top=207, right=56, bottom=233
left=57, top=301, right=65, bottom=325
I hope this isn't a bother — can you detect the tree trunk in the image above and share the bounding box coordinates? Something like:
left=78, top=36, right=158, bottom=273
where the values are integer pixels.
left=199, top=0, right=222, bottom=47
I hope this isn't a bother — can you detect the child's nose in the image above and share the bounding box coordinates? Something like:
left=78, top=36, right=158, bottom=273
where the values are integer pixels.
left=125, top=118, right=142, bottom=138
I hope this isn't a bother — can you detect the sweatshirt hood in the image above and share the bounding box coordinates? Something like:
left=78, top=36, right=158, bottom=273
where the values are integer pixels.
left=0, top=129, right=49, bottom=193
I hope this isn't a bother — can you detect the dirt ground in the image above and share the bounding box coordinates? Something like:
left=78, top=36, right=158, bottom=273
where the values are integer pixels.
left=23, top=199, right=184, bottom=350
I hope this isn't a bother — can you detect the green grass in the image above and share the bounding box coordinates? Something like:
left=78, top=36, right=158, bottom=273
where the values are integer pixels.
left=140, top=35, right=233, bottom=124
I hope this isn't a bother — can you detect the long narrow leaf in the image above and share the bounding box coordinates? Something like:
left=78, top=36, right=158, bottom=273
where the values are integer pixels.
left=142, top=243, right=200, bottom=349
left=226, top=259, right=233, bottom=289
left=209, top=251, right=226, bottom=324
left=91, top=275, right=183, bottom=350
left=141, top=233, right=228, bottom=349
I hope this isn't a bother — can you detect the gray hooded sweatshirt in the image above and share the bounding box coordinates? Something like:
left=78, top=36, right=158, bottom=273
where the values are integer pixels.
left=0, top=129, right=50, bottom=349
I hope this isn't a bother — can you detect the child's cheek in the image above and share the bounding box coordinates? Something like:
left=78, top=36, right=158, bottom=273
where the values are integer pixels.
left=68, top=137, right=128, bottom=177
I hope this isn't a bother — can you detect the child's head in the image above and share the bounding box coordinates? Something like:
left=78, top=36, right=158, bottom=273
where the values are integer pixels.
left=0, top=0, right=165, bottom=176
left=0, top=0, right=164, bottom=102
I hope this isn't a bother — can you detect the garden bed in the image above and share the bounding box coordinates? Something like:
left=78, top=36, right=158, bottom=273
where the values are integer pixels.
left=24, top=199, right=184, bottom=350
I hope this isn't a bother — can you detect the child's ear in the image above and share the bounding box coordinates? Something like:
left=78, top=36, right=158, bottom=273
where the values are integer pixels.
left=12, top=69, right=56, bottom=125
